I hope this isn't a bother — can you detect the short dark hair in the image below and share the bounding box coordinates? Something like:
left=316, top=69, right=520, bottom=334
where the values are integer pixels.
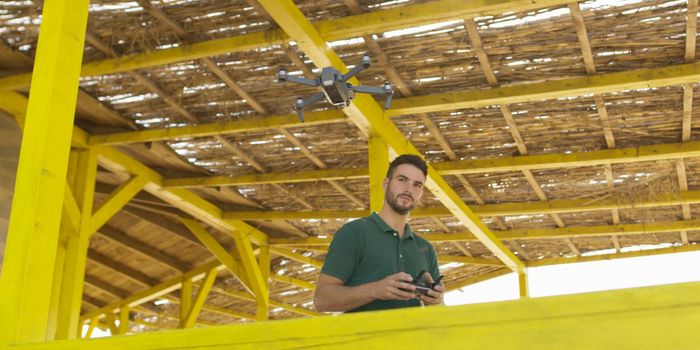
left=386, top=154, right=428, bottom=179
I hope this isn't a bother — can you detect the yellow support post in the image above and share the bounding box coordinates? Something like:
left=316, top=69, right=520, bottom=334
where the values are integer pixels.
left=89, top=175, right=148, bottom=235
left=0, top=0, right=89, bottom=344
left=179, top=278, right=193, bottom=328
left=227, top=220, right=269, bottom=322
left=54, top=149, right=97, bottom=340
left=257, top=244, right=271, bottom=321
left=182, top=268, right=218, bottom=328
left=518, top=270, right=529, bottom=298
left=117, top=306, right=130, bottom=335
left=369, top=134, right=388, bottom=212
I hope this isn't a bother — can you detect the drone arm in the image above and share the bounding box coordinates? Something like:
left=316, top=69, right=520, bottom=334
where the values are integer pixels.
left=285, top=75, right=319, bottom=87
left=351, top=85, right=387, bottom=94
left=297, top=92, right=326, bottom=109
left=342, top=55, right=371, bottom=82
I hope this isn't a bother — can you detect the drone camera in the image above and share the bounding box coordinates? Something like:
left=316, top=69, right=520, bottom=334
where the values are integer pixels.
left=278, top=69, right=287, bottom=82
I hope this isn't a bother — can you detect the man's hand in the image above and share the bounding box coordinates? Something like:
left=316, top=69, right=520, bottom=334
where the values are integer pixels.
left=370, top=272, right=417, bottom=301
left=418, top=272, right=444, bottom=305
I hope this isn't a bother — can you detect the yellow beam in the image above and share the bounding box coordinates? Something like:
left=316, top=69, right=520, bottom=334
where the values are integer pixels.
left=89, top=175, right=148, bottom=235
left=17, top=281, right=700, bottom=349
left=182, top=268, right=218, bottom=329
left=226, top=220, right=270, bottom=321
left=387, top=61, right=700, bottom=117
left=211, top=286, right=320, bottom=318
left=117, top=306, right=129, bottom=335
left=271, top=247, right=323, bottom=269
left=271, top=275, right=316, bottom=291
left=226, top=191, right=700, bottom=220
left=89, top=110, right=345, bottom=146
left=0, top=0, right=573, bottom=93
left=173, top=139, right=700, bottom=188
left=525, top=244, right=700, bottom=268
left=437, top=255, right=504, bottom=267
left=518, top=271, right=529, bottom=298
left=180, top=218, right=252, bottom=294
left=0, top=0, right=89, bottom=344
left=164, top=168, right=367, bottom=189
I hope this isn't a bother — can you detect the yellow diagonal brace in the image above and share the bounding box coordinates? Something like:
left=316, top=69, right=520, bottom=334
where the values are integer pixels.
left=180, top=218, right=252, bottom=294
left=257, top=245, right=271, bottom=321
left=243, top=0, right=524, bottom=272
left=0, top=0, right=89, bottom=344
left=271, top=247, right=324, bottom=269
left=182, top=268, right=218, bottom=328
left=226, top=220, right=269, bottom=320
left=62, top=186, right=81, bottom=232
left=89, top=175, right=148, bottom=235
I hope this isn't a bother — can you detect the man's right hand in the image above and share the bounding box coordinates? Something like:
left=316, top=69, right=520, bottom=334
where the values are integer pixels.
left=370, top=272, right=417, bottom=301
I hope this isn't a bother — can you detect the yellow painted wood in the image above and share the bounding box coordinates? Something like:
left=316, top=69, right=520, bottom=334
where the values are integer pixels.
left=437, top=255, right=504, bottom=267
left=271, top=247, right=323, bottom=269
left=518, top=271, right=529, bottom=298
left=180, top=218, right=253, bottom=294
left=171, top=139, right=700, bottom=188
left=0, top=0, right=89, bottom=344
left=270, top=275, right=316, bottom=291
left=84, top=317, right=98, bottom=339
left=164, top=168, right=368, bottom=188
left=179, top=278, right=192, bottom=328
left=0, top=92, right=89, bottom=149
left=117, top=307, right=129, bottom=335
left=54, top=149, right=97, bottom=340
left=257, top=245, right=271, bottom=321
left=182, top=268, right=218, bottom=329
left=227, top=191, right=700, bottom=220
left=368, top=135, right=388, bottom=212
left=80, top=260, right=227, bottom=322
left=89, top=111, right=345, bottom=146
left=15, top=281, right=700, bottom=349
left=226, top=220, right=270, bottom=320
left=89, top=175, right=148, bottom=235
left=526, top=244, right=700, bottom=267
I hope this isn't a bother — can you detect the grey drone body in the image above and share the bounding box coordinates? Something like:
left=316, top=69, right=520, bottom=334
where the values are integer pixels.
left=278, top=55, right=393, bottom=122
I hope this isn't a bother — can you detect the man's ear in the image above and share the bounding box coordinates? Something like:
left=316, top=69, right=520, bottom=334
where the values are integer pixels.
left=382, top=177, right=389, bottom=191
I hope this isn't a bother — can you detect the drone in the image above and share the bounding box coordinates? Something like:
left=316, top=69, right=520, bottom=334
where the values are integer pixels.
left=278, top=54, right=394, bottom=122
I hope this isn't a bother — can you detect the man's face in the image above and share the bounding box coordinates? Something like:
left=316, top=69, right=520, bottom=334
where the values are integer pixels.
left=383, top=163, right=425, bottom=215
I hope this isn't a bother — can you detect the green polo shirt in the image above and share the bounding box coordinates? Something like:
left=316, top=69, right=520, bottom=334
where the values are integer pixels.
left=321, top=212, right=440, bottom=312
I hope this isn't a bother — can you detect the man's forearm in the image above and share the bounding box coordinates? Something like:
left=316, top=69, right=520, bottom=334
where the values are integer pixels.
left=314, top=282, right=376, bottom=312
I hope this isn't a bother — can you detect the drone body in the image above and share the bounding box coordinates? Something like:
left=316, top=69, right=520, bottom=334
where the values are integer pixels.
left=278, top=55, right=393, bottom=122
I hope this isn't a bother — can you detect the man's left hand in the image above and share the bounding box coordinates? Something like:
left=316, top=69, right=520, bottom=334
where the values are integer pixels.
left=418, top=272, right=444, bottom=305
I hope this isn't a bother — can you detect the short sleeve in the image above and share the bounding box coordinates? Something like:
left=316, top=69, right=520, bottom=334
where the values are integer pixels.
left=320, top=224, right=360, bottom=283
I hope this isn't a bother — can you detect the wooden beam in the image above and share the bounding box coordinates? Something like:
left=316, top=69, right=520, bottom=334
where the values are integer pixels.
left=18, top=281, right=700, bottom=349
left=0, top=0, right=89, bottom=343
left=96, top=226, right=190, bottom=272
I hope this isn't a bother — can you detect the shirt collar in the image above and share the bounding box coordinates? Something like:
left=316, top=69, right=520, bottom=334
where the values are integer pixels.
left=370, top=212, right=414, bottom=239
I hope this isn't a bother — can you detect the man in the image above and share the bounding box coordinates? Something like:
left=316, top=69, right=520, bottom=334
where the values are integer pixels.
left=313, top=154, right=444, bottom=313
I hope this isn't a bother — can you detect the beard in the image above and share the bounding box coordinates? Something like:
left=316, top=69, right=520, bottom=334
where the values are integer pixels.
left=385, top=188, right=416, bottom=215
